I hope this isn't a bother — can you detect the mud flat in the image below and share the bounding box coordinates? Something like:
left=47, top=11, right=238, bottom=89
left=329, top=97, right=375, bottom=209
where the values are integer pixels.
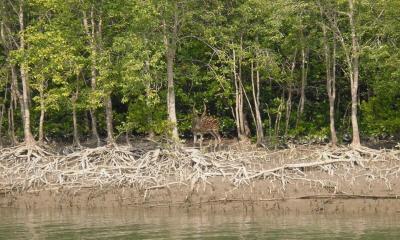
left=1, top=143, right=400, bottom=213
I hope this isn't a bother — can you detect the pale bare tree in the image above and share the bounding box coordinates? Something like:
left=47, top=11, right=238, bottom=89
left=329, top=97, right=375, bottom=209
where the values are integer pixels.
left=320, top=3, right=338, bottom=146
left=18, top=1, right=35, bottom=146
left=326, top=0, right=361, bottom=147
left=82, top=6, right=101, bottom=146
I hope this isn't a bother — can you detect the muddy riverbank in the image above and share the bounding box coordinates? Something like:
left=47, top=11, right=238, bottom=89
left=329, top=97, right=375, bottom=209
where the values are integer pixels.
left=1, top=143, right=400, bottom=212
left=2, top=181, right=400, bottom=214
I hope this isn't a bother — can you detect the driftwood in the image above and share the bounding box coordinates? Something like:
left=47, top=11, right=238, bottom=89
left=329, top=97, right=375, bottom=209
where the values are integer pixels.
left=0, top=143, right=399, bottom=194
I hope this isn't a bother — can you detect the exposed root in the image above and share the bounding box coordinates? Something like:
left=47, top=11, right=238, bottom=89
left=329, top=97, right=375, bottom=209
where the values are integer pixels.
left=0, top=144, right=54, bottom=162
left=0, top=144, right=399, bottom=195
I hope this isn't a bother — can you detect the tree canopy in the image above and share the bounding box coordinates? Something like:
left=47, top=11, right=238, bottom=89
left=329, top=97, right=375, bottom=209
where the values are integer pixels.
left=0, top=0, right=399, bottom=147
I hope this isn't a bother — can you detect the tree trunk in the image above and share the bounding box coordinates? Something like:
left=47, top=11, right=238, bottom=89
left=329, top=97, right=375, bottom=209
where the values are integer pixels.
left=83, top=8, right=101, bottom=146
left=251, top=60, right=264, bottom=144
left=238, top=51, right=245, bottom=138
left=265, top=104, right=273, bottom=139
left=125, top=131, right=131, bottom=145
left=9, top=66, right=19, bottom=146
left=285, top=86, right=292, bottom=137
left=296, top=45, right=308, bottom=126
left=238, top=78, right=246, bottom=139
left=96, top=15, right=114, bottom=146
left=19, top=2, right=35, bottom=146
left=9, top=67, right=20, bottom=145
left=233, top=50, right=240, bottom=139
left=38, top=88, right=45, bottom=143
left=105, top=94, right=114, bottom=145
left=324, top=0, right=360, bottom=146
left=232, top=49, right=247, bottom=141
left=348, top=0, right=361, bottom=147
left=321, top=7, right=338, bottom=146
left=10, top=66, right=23, bottom=114
left=9, top=65, right=19, bottom=145
left=0, top=107, right=4, bottom=147
left=163, top=12, right=179, bottom=141
left=71, top=90, right=81, bottom=147
left=166, top=46, right=179, bottom=141
left=285, top=55, right=296, bottom=137
left=89, top=109, right=100, bottom=145
left=238, top=37, right=248, bottom=140
left=1, top=20, right=12, bottom=146
left=275, top=93, right=284, bottom=138
left=330, top=37, right=338, bottom=146
left=8, top=106, right=16, bottom=145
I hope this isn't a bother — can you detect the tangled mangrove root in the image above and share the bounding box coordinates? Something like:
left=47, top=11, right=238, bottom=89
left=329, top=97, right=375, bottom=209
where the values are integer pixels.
left=0, top=143, right=399, bottom=195
left=0, top=144, right=54, bottom=163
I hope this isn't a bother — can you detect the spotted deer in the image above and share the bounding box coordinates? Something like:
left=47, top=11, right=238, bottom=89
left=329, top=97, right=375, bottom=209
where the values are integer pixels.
left=192, top=105, right=221, bottom=146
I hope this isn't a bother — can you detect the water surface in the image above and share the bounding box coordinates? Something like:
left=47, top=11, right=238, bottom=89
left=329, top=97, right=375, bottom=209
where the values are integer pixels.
left=1, top=208, right=400, bottom=239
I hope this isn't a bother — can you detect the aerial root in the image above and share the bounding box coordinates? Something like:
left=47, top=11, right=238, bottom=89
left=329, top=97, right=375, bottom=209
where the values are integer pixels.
left=0, top=144, right=399, bottom=194
left=0, top=143, right=54, bottom=163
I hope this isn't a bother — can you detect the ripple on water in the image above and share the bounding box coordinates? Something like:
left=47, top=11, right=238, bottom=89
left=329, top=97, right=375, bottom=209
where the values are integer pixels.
left=1, top=209, right=400, bottom=239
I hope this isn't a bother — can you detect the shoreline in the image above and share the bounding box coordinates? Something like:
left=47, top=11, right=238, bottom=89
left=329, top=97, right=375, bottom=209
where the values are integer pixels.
left=2, top=178, right=400, bottom=213
left=1, top=144, right=400, bottom=212
left=3, top=189, right=400, bottom=215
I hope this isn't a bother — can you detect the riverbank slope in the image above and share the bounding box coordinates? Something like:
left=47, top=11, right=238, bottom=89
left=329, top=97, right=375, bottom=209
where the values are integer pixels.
left=1, top=143, right=400, bottom=212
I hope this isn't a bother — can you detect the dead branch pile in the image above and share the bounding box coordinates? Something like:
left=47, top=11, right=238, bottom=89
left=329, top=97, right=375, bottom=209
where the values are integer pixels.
left=0, top=143, right=399, bottom=194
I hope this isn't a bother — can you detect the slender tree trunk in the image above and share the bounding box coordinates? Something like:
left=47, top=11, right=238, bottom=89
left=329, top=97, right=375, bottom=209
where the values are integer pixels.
left=0, top=106, right=4, bottom=147
left=321, top=8, right=338, bottom=146
left=330, top=37, right=338, bottom=146
left=251, top=60, right=264, bottom=144
left=163, top=12, right=179, bottom=141
left=105, top=94, right=114, bottom=145
left=89, top=36, right=100, bottom=145
left=238, top=45, right=245, bottom=138
left=275, top=93, right=284, bottom=138
left=232, top=49, right=247, bottom=141
left=96, top=14, right=114, bottom=146
left=19, top=2, right=35, bottom=145
left=324, top=0, right=360, bottom=146
left=296, top=45, right=308, bottom=126
left=10, top=66, right=23, bottom=115
left=240, top=67, right=256, bottom=139
left=144, top=59, right=155, bottom=140
left=10, top=67, right=19, bottom=146
left=89, top=109, right=100, bottom=145
left=239, top=77, right=255, bottom=140
left=238, top=37, right=248, bottom=140
left=255, top=64, right=264, bottom=143
left=285, top=86, right=292, bottom=137
left=285, top=55, right=296, bottom=137
left=89, top=65, right=100, bottom=145
left=72, top=105, right=80, bottom=146
left=233, top=50, right=241, bottom=139
left=9, top=67, right=20, bottom=145
left=38, top=88, right=45, bottom=143
left=348, top=0, right=361, bottom=147
left=71, top=93, right=81, bottom=147
left=125, top=131, right=131, bottom=145
left=1, top=22, right=9, bottom=146
left=8, top=106, right=16, bottom=145
left=165, top=45, right=179, bottom=141
left=83, top=8, right=101, bottom=146
left=3, top=26, right=19, bottom=145
left=238, top=79, right=245, bottom=138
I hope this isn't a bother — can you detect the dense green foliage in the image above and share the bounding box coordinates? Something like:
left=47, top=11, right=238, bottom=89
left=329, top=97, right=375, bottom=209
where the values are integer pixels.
left=0, top=0, right=399, bottom=145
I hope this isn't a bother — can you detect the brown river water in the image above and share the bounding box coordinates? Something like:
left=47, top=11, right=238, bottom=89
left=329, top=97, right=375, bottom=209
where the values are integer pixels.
left=1, top=207, right=400, bottom=239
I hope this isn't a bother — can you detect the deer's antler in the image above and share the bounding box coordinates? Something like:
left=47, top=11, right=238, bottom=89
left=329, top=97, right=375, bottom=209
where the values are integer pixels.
left=202, top=102, right=207, bottom=117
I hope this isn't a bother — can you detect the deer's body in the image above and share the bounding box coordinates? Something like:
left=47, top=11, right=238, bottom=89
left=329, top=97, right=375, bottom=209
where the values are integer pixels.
left=192, top=114, right=221, bottom=145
